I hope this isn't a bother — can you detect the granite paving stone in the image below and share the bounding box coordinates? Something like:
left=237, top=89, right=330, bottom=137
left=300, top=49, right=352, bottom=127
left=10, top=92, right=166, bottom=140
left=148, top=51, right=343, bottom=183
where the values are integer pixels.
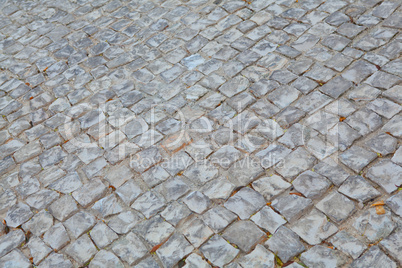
left=224, top=187, right=266, bottom=220
left=200, top=234, right=239, bottom=267
left=300, top=245, right=350, bottom=268
left=353, top=208, right=395, bottom=243
left=271, top=194, right=313, bottom=222
left=0, top=0, right=401, bottom=266
left=180, top=216, right=214, bottom=248
left=330, top=230, right=367, bottom=259
left=339, top=146, right=377, bottom=173
left=156, top=233, right=194, bottom=268
left=223, top=220, right=266, bottom=253
left=366, top=160, right=402, bottom=194
left=350, top=246, right=397, bottom=268
left=386, top=191, right=402, bottom=217
left=266, top=226, right=305, bottom=263
left=112, top=232, right=148, bottom=266
left=315, top=190, right=355, bottom=223
left=338, top=175, right=381, bottom=203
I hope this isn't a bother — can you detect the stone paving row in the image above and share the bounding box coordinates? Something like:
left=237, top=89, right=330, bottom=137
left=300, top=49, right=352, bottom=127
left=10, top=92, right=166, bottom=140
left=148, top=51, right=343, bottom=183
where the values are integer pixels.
left=0, top=0, right=401, bottom=267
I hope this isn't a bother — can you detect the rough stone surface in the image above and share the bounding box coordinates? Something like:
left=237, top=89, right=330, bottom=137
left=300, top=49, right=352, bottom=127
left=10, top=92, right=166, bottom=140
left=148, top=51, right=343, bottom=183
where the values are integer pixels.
left=0, top=0, right=401, bottom=266
left=223, top=220, right=266, bottom=253
left=266, top=226, right=305, bottom=263
left=290, top=209, right=338, bottom=245
left=301, top=245, right=350, bottom=268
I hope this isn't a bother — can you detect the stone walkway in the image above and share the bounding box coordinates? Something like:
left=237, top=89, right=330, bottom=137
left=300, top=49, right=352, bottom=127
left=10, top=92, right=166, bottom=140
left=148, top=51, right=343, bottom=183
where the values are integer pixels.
left=0, top=0, right=401, bottom=267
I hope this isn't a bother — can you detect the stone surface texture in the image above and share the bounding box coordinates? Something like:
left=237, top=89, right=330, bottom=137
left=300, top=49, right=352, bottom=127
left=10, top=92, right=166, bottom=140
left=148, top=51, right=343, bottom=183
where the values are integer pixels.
left=0, top=0, right=401, bottom=267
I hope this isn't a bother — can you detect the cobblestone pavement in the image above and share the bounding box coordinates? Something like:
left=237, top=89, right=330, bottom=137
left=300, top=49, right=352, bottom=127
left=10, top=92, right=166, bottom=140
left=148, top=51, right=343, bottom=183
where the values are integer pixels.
left=0, top=0, right=401, bottom=267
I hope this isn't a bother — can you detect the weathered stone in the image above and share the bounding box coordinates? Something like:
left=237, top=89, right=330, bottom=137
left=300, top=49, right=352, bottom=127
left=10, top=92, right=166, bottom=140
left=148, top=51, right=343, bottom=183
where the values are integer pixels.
left=386, top=191, right=402, bottom=217
left=4, top=202, right=33, bottom=228
left=180, top=216, right=214, bottom=248
left=72, top=178, right=107, bottom=208
left=22, top=210, right=53, bottom=237
left=107, top=211, right=142, bottom=234
left=156, top=233, right=194, bottom=268
left=366, top=160, right=402, bottom=194
left=131, top=191, right=165, bottom=218
left=202, top=177, right=236, bottom=200
left=339, top=146, right=377, bottom=173
left=89, top=250, right=124, bottom=268
left=0, top=229, right=25, bottom=258
left=0, top=250, right=31, bottom=268
left=353, top=208, right=395, bottom=242
left=238, top=244, right=275, bottom=268
left=65, top=234, right=98, bottom=265
left=115, top=180, right=143, bottom=206
left=64, top=211, right=96, bottom=239
left=365, top=133, right=397, bottom=156
left=200, top=235, right=239, bottom=267
left=316, top=191, right=355, bottom=223
left=266, top=226, right=305, bottom=263
left=48, top=195, right=78, bottom=221
left=252, top=175, right=291, bottom=201
left=43, top=223, right=70, bottom=250
left=292, top=170, right=331, bottom=199
left=27, top=237, right=53, bottom=265
left=275, top=147, right=316, bottom=178
left=351, top=246, right=397, bottom=268
left=330, top=231, right=367, bottom=259
left=290, top=208, right=338, bottom=245
left=300, top=245, right=350, bottom=268
left=224, top=187, right=265, bottom=220
left=338, top=175, right=381, bottom=203
left=112, top=233, right=148, bottom=265
left=271, top=194, right=312, bottom=222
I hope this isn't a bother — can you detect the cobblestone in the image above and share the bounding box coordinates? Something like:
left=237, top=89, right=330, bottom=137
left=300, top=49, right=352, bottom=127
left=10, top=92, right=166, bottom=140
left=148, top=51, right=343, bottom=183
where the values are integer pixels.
left=0, top=0, right=401, bottom=266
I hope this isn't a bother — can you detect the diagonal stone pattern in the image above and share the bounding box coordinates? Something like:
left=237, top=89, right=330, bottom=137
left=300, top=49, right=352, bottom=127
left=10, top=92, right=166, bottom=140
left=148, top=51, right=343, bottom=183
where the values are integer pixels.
left=0, top=0, right=401, bottom=267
